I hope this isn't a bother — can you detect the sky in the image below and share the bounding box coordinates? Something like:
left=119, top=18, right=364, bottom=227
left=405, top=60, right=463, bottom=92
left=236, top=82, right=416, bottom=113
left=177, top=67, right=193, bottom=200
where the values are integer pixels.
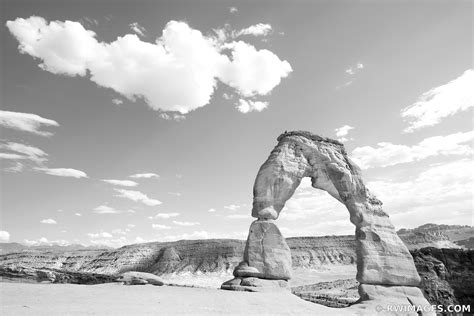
left=0, top=0, right=472, bottom=247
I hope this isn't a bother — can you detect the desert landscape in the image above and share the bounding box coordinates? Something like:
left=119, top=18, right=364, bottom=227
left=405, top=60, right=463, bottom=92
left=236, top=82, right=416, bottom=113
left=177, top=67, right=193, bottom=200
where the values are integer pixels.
left=1, top=223, right=473, bottom=315
left=1, top=0, right=472, bottom=315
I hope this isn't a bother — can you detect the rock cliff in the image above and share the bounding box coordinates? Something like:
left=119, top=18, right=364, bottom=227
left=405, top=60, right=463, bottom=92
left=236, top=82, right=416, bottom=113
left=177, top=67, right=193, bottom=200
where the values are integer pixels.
left=412, top=247, right=474, bottom=308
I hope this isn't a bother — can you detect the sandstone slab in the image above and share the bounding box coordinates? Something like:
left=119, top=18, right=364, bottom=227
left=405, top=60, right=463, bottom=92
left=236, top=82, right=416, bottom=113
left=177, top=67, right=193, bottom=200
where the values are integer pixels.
left=221, top=277, right=290, bottom=292
left=116, top=271, right=165, bottom=286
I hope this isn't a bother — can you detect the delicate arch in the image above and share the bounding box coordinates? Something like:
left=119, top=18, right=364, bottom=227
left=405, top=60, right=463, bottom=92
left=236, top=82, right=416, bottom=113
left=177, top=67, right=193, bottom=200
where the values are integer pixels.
left=251, top=131, right=420, bottom=286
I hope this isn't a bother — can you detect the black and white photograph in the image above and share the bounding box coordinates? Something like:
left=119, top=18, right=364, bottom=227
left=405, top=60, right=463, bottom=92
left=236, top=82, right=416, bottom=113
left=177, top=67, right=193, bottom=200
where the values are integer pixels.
left=0, top=0, right=472, bottom=314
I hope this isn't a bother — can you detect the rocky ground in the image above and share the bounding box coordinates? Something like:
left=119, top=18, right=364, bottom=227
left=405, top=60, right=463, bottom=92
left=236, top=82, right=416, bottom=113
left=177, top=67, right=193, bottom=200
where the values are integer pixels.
left=0, top=223, right=472, bottom=312
left=0, top=282, right=352, bottom=316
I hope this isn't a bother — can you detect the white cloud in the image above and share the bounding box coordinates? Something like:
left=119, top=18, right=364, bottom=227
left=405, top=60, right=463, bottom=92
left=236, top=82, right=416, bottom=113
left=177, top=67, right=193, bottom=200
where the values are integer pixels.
left=236, top=99, right=268, bottom=113
left=0, top=110, right=59, bottom=136
left=219, top=41, right=292, bottom=97
left=34, top=167, right=88, bottom=178
left=236, top=23, right=272, bottom=37
left=3, top=162, right=24, bottom=173
left=93, top=205, right=123, bottom=214
left=102, top=179, right=138, bottom=187
left=208, top=208, right=216, bottom=213
left=0, top=230, right=10, bottom=242
left=6, top=17, right=291, bottom=114
left=112, top=98, right=123, bottom=105
left=129, top=173, right=159, bottom=179
left=23, top=237, right=71, bottom=246
left=159, top=113, right=186, bottom=121
left=129, top=22, right=146, bottom=37
left=114, top=189, right=162, bottom=206
left=335, top=125, right=354, bottom=142
left=127, top=224, right=135, bottom=228
left=224, top=204, right=241, bottom=211
left=75, top=213, right=82, bottom=216
left=222, top=93, right=233, bottom=100
left=335, top=125, right=354, bottom=137
left=87, top=232, right=113, bottom=238
left=172, top=220, right=200, bottom=226
left=0, top=141, right=48, bottom=163
left=152, top=224, right=171, bottom=230
left=351, top=131, right=474, bottom=169
left=155, top=212, right=180, bottom=219
left=229, top=7, right=238, bottom=14
left=345, top=62, right=364, bottom=75
left=367, top=158, right=473, bottom=228
left=40, top=218, right=57, bottom=224
left=167, top=192, right=181, bottom=196
left=401, top=69, right=474, bottom=132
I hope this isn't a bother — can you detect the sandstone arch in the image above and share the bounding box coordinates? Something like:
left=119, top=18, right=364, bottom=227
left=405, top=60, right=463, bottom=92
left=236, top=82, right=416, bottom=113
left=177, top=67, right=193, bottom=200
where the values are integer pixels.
left=222, top=131, right=432, bottom=314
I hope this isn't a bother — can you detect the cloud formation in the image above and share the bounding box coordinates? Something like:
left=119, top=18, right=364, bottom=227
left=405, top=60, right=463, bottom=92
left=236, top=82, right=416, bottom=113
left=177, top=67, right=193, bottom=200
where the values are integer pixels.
left=351, top=131, right=474, bottom=169
left=129, top=22, right=146, bottom=37
left=40, top=218, right=57, bottom=224
left=102, top=179, right=138, bottom=187
left=236, top=23, right=272, bottom=37
left=93, top=205, right=122, bottom=214
left=172, top=220, right=200, bottom=226
left=0, top=110, right=59, bottom=136
left=0, top=230, right=10, bottom=242
left=0, top=141, right=48, bottom=163
left=401, top=70, right=474, bottom=132
left=34, top=167, right=88, bottom=178
left=155, top=212, right=180, bottom=219
left=236, top=99, right=268, bottom=113
left=345, top=62, right=364, bottom=75
left=6, top=17, right=292, bottom=114
left=114, top=189, right=162, bottom=206
left=368, top=158, right=473, bottom=228
left=335, top=125, right=354, bottom=142
left=129, top=173, right=159, bottom=179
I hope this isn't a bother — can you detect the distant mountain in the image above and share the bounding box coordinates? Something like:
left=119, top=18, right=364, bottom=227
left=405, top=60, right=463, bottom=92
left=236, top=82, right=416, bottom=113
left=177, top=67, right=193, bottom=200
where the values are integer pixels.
left=0, top=242, right=112, bottom=255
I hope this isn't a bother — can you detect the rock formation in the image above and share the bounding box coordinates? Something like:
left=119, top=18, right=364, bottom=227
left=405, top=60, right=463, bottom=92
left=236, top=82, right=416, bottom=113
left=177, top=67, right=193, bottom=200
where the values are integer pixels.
left=221, top=131, right=433, bottom=314
left=116, top=271, right=165, bottom=286
left=412, top=247, right=474, bottom=309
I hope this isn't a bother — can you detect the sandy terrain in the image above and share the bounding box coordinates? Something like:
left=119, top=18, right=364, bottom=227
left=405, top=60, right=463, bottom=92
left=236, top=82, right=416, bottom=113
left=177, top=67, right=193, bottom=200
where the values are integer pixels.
left=0, top=282, right=353, bottom=315
left=159, top=265, right=357, bottom=288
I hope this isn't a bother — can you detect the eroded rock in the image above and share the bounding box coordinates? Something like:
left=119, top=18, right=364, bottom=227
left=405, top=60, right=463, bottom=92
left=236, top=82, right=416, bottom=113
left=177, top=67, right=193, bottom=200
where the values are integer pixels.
left=234, top=220, right=292, bottom=280
left=116, top=271, right=165, bottom=286
left=221, top=277, right=290, bottom=292
left=223, top=130, right=430, bottom=313
left=250, top=131, right=421, bottom=287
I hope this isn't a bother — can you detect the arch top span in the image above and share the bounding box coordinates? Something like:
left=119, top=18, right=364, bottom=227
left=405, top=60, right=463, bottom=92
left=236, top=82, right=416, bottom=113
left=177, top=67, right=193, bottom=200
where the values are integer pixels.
left=252, top=130, right=383, bottom=224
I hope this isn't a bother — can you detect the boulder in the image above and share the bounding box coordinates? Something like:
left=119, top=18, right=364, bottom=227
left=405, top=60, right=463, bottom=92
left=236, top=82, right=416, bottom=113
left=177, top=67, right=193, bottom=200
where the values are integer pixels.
left=234, top=220, right=292, bottom=280
left=221, top=277, right=290, bottom=292
left=116, top=271, right=165, bottom=286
